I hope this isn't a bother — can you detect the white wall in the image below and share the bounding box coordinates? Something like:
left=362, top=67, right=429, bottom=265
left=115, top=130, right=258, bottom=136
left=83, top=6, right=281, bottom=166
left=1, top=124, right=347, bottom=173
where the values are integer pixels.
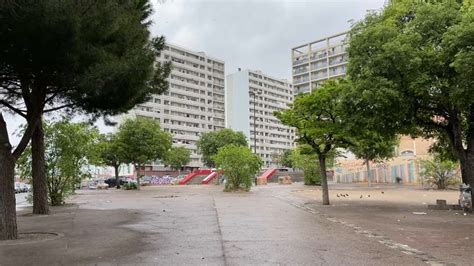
left=225, top=70, right=251, bottom=140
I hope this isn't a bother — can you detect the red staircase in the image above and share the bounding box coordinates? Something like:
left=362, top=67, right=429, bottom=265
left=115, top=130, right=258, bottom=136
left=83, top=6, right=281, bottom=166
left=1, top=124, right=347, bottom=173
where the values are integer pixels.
left=179, top=169, right=212, bottom=185
left=201, top=172, right=218, bottom=184
left=258, top=168, right=277, bottom=180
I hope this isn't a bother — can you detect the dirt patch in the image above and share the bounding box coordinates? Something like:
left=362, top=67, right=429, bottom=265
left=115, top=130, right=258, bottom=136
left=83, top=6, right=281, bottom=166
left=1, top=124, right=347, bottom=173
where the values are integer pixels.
left=291, top=184, right=474, bottom=265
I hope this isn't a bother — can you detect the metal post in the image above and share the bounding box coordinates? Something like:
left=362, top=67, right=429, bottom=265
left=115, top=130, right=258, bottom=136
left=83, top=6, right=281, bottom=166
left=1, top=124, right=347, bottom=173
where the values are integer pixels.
left=253, top=92, right=257, bottom=154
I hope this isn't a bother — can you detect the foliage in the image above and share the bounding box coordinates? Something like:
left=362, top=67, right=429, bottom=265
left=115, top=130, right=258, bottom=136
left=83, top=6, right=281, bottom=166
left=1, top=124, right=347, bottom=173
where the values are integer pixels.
left=117, top=117, right=172, bottom=187
left=347, top=0, right=474, bottom=186
left=291, top=146, right=320, bottom=185
left=122, top=182, right=138, bottom=190
left=93, top=133, right=125, bottom=188
left=0, top=0, right=171, bottom=118
left=163, top=146, right=191, bottom=170
left=275, top=80, right=351, bottom=205
left=17, top=121, right=98, bottom=205
left=93, top=134, right=123, bottom=167
left=274, top=149, right=294, bottom=168
left=197, top=128, right=248, bottom=167
left=419, top=158, right=460, bottom=189
left=213, top=145, right=262, bottom=192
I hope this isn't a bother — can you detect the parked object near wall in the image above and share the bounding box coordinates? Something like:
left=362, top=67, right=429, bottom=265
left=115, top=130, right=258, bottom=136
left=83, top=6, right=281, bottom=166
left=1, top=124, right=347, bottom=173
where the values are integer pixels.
left=278, top=176, right=292, bottom=185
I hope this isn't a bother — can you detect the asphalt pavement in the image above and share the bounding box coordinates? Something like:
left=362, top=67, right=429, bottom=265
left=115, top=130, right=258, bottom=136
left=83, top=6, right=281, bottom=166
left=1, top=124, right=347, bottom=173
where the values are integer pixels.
left=15, top=192, right=28, bottom=207
left=1, top=184, right=427, bottom=265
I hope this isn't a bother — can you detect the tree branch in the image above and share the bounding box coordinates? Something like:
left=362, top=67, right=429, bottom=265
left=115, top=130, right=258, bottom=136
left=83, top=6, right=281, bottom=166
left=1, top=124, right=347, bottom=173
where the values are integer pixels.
left=44, top=103, right=74, bottom=113
left=0, top=99, right=27, bottom=118
left=44, top=91, right=60, bottom=104
left=12, top=116, right=40, bottom=160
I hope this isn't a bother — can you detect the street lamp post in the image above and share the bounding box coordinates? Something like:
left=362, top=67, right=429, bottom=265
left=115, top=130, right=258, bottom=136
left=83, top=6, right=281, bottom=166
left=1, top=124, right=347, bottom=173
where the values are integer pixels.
left=249, top=89, right=262, bottom=185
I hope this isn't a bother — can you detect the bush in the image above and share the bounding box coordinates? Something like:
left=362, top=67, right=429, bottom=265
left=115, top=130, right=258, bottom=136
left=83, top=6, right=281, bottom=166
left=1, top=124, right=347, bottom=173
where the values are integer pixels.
left=291, top=147, right=321, bottom=186
left=304, top=167, right=321, bottom=186
left=122, top=182, right=138, bottom=190
left=17, top=121, right=97, bottom=206
left=213, top=145, right=262, bottom=191
left=419, top=158, right=460, bottom=189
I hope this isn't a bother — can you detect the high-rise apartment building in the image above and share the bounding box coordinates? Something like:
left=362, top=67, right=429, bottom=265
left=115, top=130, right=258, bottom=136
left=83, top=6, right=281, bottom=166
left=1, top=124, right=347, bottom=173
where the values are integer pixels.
left=226, top=69, right=295, bottom=167
left=130, top=43, right=225, bottom=167
left=291, top=31, right=348, bottom=94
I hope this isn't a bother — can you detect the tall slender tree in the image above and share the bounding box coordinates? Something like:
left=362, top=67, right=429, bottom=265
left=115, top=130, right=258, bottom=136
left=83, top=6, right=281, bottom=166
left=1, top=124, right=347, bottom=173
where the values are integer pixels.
left=275, top=80, right=351, bottom=205
left=0, top=1, right=170, bottom=239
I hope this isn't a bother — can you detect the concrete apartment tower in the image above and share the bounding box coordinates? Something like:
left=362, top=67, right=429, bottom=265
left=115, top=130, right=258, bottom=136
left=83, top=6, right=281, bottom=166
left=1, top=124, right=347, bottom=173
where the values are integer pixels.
left=291, top=31, right=348, bottom=94
left=226, top=69, right=295, bottom=167
left=130, top=43, right=225, bottom=167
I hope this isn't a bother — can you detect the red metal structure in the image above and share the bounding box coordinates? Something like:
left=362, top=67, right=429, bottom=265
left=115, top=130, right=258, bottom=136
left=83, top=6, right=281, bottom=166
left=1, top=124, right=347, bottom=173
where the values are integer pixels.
left=179, top=169, right=212, bottom=185
left=258, top=168, right=277, bottom=180
left=201, top=172, right=218, bottom=184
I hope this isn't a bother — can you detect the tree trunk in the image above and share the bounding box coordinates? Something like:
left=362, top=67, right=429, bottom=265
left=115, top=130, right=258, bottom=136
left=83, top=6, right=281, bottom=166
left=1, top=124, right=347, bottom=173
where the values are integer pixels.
left=366, top=156, right=371, bottom=187
left=0, top=114, right=17, bottom=240
left=32, top=119, right=49, bottom=214
left=136, top=164, right=141, bottom=190
left=0, top=153, right=17, bottom=240
left=459, top=153, right=474, bottom=205
left=114, top=165, right=120, bottom=189
left=318, top=155, right=330, bottom=205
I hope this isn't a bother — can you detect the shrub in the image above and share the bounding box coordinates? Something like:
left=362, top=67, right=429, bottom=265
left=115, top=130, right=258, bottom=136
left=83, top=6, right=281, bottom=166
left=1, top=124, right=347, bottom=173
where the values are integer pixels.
left=291, top=147, right=321, bottom=186
left=213, top=145, right=262, bottom=191
left=419, top=158, right=460, bottom=189
left=122, top=182, right=138, bottom=190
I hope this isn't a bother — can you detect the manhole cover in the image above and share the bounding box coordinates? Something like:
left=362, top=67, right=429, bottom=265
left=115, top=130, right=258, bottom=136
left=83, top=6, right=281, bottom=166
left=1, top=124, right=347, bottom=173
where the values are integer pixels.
left=0, top=232, right=64, bottom=246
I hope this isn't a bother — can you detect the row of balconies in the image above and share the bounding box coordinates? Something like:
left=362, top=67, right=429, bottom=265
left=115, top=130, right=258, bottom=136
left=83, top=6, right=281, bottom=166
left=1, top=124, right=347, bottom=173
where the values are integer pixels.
left=165, top=49, right=224, bottom=70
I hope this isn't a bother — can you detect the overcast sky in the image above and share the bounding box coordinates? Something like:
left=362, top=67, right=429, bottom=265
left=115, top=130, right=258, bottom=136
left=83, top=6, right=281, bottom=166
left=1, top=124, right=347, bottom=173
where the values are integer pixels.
left=150, top=0, right=386, bottom=80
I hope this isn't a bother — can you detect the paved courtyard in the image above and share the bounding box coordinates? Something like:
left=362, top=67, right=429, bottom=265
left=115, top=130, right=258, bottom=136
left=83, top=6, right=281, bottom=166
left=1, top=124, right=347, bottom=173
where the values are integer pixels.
left=1, top=183, right=472, bottom=265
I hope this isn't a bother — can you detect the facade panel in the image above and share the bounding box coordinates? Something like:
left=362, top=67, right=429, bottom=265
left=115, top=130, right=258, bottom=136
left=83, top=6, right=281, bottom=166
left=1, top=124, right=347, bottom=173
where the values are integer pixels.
left=129, top=43, right=225, bottom=168
left=292, top=31, right=348, bottom=94
left=226, top=70, right=295, bottom=167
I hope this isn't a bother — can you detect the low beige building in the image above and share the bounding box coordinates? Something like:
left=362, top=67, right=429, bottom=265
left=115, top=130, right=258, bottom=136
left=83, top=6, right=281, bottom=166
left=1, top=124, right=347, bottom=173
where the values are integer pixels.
left=334, top=136, right=436, bottom=184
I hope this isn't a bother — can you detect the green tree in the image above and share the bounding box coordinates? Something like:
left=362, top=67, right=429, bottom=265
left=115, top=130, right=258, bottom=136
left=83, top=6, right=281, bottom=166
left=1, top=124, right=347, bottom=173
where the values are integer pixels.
left=17, top=121, right=98, bottom=206
left=419, top=158, right=460, bottom=190
left=214, top=145, right=263, bottom=192
left=347, top=1, right=474, bottom=189
left=163, top=146, right=191, bottom=172
left=0, top=1, right=170, bottom=238
left=94, top=133, right=125, bottom=189
left=197, top=128, right=248, bottom=167
left=117, top=117, right=172, bottom=189
left=274, top=149, right=294, bottom=169
left=275, top=80, right=351, bottom=205
left=291, top=146, right=320, bottom=185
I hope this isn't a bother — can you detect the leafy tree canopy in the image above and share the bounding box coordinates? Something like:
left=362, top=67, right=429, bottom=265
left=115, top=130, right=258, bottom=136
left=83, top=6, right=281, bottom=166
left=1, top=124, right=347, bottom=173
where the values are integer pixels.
left=275, top=79, right=351, bottom=205
left=0, top=0, right=170, bottom=119
left=93, top=133, right=124, bottom=168
left=117, top=117, right=172, bottom=169
left=347, top=0, right=474, bottom=185
left=163, top=146, right=191, bottom=170
left=197, top=128, right=248, bottom=167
